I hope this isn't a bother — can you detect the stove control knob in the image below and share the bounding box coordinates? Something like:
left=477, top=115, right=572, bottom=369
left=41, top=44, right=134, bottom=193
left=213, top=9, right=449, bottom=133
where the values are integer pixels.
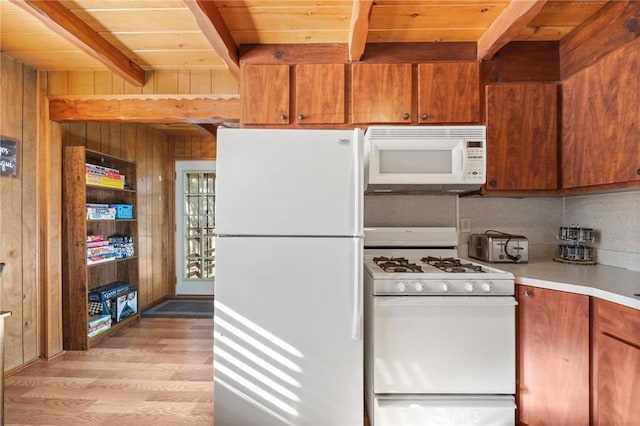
left=439, top=281, right=449, bottom=292
left=464, top=281, right=475, bottom=292
left=414, top=281, right=425, bottom=292
left=397, top=281, right=408, bottom=292
left=480, top=281, right=492, bottom=292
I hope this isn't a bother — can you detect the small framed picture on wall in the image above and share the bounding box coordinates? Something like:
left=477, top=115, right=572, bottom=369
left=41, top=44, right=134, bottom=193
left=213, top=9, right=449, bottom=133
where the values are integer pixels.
left=0, top=138, right=18, bottom=177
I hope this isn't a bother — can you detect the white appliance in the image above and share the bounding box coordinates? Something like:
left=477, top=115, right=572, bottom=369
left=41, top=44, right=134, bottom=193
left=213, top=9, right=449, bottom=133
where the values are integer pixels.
left=364, top=125, right=486, bottom=193
left=363, top=227, right=516, bottom=426
left=214, top=128, right=364, bottom=426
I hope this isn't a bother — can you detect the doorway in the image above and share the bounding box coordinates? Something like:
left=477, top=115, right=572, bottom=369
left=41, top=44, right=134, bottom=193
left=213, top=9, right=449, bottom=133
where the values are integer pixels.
left=175, top=160, right=216, bottom=295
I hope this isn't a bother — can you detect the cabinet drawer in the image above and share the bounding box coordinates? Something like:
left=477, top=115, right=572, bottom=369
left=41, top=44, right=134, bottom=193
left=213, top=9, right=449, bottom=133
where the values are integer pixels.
left=597, top=299, right=640, bottom=347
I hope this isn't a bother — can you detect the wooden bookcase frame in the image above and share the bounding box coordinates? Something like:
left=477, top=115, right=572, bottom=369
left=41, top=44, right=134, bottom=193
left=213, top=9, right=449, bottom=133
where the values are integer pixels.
left=62, top=146, right=139, bottom=350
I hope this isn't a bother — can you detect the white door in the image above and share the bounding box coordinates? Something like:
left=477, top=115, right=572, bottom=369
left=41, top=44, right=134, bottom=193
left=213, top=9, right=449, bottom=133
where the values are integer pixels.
left=372, top=296, right=516, bottom=394
left=215, top=128, right=363, bottom=237
left=214, top=236, right=363, bottom=426
left=175, top=160, right=215, bottom=295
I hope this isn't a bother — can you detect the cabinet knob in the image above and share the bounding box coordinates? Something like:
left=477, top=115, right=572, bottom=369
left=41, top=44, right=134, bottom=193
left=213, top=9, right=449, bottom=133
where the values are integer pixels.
left=403, top=113, right=410, bottom=120
left=298, top=114, right=305, bottom=120
left=490, top=180, right=497, bottom=187
left=280, top=114, right=287, bottom=120
left=637, top=168, right=640, bottom=175
left=523, top=290, right=532, bottom=297
left=421, top=113, right=429, bottom=120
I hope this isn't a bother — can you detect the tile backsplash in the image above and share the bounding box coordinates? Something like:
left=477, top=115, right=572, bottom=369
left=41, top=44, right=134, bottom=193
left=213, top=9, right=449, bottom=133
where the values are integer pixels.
left=563, top=191, right=640, bottom=271
left=364, top=190, right=640, bottom=271
left=364, top=195, right=457, bottom=227
left=458, top=196, right=561, bottom=260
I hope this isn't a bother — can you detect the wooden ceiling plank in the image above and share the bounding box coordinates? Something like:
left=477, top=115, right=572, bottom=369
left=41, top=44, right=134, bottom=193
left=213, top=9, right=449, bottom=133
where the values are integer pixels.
left=10, top=0, right=146, bottom=86
left=477, top=0, right=549, bottom=60
left=348, top=0, right=373, bottom=62
left=184, top=0, right=239, bottom=80
left=48, top=96, right=240, bottom=123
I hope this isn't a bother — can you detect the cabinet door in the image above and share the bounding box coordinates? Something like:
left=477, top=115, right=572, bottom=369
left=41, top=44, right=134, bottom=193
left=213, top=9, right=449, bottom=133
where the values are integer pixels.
left=595, top=300, right=640, bottom=425
left=417, top=62, right=480, bottom=123
left=240, top=64, right=290, bottom=124
left=516, top=285, right=589, bottom=426
left=485, top=83, right=558, bottom=191
left=562, top=38, right=640, bottom=188
left=351, top=63, right=412, bottom=124
left=596, top=334, right=640, bottom=425
left=295, top=63, right=345, bottom=124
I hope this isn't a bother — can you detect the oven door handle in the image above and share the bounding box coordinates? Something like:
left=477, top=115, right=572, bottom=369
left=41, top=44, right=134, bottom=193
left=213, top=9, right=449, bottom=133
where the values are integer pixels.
left=375, top=296, right=517, bottom=307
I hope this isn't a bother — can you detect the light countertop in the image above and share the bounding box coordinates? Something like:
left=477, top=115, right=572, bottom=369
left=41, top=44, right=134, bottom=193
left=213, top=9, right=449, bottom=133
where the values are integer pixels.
left=493, top=260, right=640, bottom=310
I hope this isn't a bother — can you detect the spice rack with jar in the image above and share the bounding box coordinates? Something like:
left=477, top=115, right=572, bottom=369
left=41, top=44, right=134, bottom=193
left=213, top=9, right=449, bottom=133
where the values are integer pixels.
left=554, top=225, right=596, bottom=265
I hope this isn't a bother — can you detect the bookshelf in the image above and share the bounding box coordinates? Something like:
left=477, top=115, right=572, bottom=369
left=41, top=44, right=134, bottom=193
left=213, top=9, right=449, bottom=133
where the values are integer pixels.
left=62, top=147, right=139, bottom=350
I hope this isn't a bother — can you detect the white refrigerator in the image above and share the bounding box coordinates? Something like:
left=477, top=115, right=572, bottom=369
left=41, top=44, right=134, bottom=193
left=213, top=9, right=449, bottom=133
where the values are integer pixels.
left=214, top=128, right=364, bottom=426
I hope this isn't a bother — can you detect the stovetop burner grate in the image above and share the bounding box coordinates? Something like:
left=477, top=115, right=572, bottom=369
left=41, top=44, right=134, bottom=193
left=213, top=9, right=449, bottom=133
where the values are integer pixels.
left=421, top=256, right=486, bottom=273
left=373, top=256, right=424, bottom=273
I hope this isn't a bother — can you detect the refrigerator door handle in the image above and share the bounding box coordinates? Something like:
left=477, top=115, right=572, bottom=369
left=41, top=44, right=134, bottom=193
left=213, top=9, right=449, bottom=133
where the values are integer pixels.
left=353, top=128, right=364, bottom=235
left=352, top=237, right=363, bottom=340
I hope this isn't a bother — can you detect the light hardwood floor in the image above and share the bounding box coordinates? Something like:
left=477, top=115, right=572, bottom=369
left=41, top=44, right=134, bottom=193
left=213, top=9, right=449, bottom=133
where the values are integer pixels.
left=4, top=317, right=213, bottom=425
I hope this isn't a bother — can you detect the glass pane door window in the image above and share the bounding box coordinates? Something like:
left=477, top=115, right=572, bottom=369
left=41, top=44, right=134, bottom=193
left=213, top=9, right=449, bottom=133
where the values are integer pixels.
left=175, top=161, right=215, bottom=295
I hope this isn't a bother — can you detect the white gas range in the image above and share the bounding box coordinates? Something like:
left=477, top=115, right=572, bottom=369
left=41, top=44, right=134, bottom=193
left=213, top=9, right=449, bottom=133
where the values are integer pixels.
left=363, top=227, right=517, bottom=426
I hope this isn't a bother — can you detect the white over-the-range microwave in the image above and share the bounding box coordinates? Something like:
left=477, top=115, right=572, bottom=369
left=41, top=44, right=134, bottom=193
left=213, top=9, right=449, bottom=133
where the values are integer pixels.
left=364, top=125, right=486, bottom=193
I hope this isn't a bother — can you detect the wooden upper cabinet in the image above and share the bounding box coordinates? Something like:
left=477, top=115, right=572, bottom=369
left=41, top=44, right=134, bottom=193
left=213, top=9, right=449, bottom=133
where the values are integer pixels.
left=485, top=83, right=558, bottom=191
left=562, top=37, right=640, bottom=189
left=351, top=63, right=412, bottom=124
left=240, top=64, right=290, bottom=125
left=516, top=285, right=590, bottom=426
left=417, top=62, right=480, bottom=123
left=294, top=64, right=345, bottom=124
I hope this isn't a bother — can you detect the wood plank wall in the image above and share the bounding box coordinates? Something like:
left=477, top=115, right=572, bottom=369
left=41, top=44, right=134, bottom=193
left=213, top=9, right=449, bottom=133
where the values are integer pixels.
left=45, top=68, right=228, bottom=308
left=0, top=54, right=39, bottom=371
left=46, top=69, right=238, bottom=96
left=0, top=64, right=233, bottom=371
left=47, top=70, right=228, bottom=345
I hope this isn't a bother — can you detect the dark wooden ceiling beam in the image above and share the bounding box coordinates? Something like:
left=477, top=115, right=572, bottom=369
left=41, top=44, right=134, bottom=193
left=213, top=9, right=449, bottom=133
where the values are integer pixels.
left=184, top=0, right=240, bottom=79
left=477, top=0, right=548, bottom=61
left=48, top=96, right=240, bottom=123
left=560, top=1, right=640, bottom=79
left=11, top=0, right=146, bottom=86
left=348, top=0, right=374, bottom=62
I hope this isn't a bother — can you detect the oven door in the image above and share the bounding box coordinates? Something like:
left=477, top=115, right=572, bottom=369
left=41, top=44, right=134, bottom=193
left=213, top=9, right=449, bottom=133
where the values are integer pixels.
left=372, top=296, right=516, bottom=394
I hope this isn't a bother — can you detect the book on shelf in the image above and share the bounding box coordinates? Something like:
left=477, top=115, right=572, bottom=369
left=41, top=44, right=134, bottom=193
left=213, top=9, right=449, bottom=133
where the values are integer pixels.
left=87, top=234, right=105, bottom=243
left=88, top=314, right=112, bottom=329
left=86, top=254, right=117, bottom=265
left=88, top=321, right=112, bottom=337
left=85, top=175, right=125, bottom=189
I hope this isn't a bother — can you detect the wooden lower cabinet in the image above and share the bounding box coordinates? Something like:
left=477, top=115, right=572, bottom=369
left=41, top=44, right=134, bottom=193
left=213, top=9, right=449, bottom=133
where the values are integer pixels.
left=594, top=300, right=640, bottom=425
left=516, top=285, right=590, bottom=426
